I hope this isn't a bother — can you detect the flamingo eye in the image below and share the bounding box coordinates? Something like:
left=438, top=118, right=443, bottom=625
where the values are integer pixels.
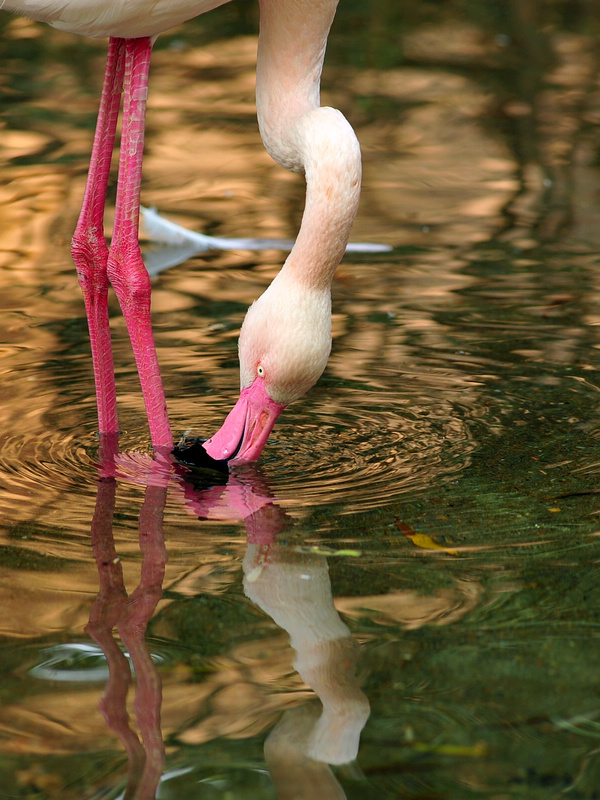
left=257, top=365, right=265, bottom=376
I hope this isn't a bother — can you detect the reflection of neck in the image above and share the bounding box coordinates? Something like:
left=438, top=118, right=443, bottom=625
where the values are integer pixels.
left=243, top=544, right=369, bottom=768
left=85, top=466, right=168, bottom=798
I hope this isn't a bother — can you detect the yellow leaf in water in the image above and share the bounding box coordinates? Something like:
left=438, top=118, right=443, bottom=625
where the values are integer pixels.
left=395, top=519, right=458, bottom=555
left=411, top=533, right=458, bottom=555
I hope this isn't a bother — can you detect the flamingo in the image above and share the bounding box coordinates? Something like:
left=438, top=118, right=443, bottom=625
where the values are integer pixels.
left=2, top=0, right=364, bottom=465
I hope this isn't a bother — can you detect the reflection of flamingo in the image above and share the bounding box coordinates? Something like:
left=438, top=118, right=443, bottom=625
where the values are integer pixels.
left=179, top=462, right=370, bottom=797
left=2, top=1, right=364, bottom=463
left=87, top=453, right=368, bottom=798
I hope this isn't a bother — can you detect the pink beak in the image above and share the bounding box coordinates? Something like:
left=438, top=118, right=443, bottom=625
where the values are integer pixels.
left=203, top=377, right=286, bottom=464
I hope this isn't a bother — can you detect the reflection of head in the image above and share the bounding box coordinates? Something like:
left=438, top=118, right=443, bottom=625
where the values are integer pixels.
left=174, top=448, right=278, bottom=525
left=264, top=705, right=349, bottom=800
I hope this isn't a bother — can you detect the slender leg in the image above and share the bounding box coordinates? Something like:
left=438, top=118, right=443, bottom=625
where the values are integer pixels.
left=72, top=37, right=125, bottom=437
left=108, top=37, right=173, bottom=452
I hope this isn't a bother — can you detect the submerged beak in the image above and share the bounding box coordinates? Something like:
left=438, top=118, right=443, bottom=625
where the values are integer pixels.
left=203, top=377, right=286, bottom=464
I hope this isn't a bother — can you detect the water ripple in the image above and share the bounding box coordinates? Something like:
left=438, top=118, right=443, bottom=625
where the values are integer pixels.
left=234, top=392, right=478, bottom=513
left=0, top=431, right=98, bottom=521
left=0, top=430, right=95, bottom=482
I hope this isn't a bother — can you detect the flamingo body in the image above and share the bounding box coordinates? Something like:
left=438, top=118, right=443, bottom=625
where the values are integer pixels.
left=2, top=1, right=228, bottom=38
left=3, top=0, right=362, bottom=464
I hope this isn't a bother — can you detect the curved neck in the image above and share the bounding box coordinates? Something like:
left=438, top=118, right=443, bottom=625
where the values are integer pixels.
left=256, top=0, right=362, bottom=292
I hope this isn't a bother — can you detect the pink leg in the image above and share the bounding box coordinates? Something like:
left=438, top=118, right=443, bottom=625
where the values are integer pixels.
left=108, top=37, right=173, bottom=452
left=72, top=37, right=125, bottom=438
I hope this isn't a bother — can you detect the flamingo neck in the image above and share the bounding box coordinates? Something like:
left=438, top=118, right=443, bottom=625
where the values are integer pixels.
left=284, top=108, right=362, bottom=292
left=256, top=0, right=361, bottom=293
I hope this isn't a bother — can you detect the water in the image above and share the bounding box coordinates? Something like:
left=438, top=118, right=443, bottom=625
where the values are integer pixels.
left=1, top=2, right=600, bottom=798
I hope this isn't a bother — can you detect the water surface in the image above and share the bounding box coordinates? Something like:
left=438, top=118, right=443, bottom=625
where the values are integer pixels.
left=1, top=2, right=600, bottom=798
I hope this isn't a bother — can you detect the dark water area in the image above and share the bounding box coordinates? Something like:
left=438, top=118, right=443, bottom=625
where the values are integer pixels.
left=1, top=1, right=600, bottom=798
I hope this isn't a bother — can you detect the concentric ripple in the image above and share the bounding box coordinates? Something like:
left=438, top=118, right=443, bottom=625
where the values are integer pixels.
left=238, top=390, right=480, bottom=514
left=0, top=429, right=105, bottom=550
left=0, top=431, right=97, bottom=493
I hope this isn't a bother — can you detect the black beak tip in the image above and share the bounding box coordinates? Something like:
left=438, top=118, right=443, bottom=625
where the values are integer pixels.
left=172, top=438, right=230, bottom=474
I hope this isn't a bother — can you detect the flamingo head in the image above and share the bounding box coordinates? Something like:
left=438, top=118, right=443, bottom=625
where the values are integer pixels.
left=203, top=274, right=332, bottom=464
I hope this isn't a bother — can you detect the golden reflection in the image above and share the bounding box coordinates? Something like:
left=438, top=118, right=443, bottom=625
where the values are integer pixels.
left=336, top=581, right=481, bottom=631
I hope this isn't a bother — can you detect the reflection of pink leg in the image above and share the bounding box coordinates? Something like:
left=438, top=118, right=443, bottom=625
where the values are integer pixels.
left=118, top=478, right=168, bottom=798
left=87, top=460, right=168, bottom=798
left=72, top=38, right=125, bottom=437
left=108, top=37, right=172, bottom=452
left=85, top=476, right=147, bottom=791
